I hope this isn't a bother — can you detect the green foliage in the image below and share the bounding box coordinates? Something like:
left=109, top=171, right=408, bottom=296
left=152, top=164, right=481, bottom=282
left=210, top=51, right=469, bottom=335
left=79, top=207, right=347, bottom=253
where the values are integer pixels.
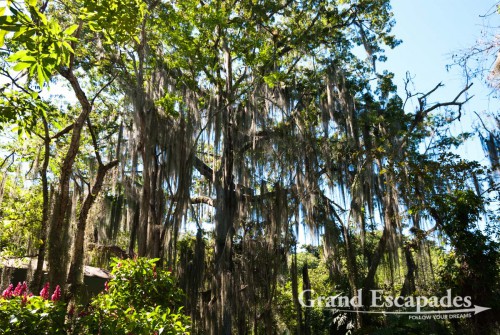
left=274, top=251, right=354, bottom=335
left=78, top=0, right=146, bottom=45
left=0, top=0, right=145, bottom=90
left=432, top=190, right=500, bottom=334
left=0, top=296, right=66, bottom=334
left=155, top=93, right=182, bottom=118
left=0, top=258, right=190, bottom=334
left=360, top=315, right=451, bottom=335
left=82, top=257, right=190, bottom=335
left=0, top=90, right=52, bottom=134
left=0, top=284, right=66, bottom=335
left=0, top=179, right=43, bottom=257
left=79, top=0, right=146, bottom=44
left=0, top=0, right=77, bottom=87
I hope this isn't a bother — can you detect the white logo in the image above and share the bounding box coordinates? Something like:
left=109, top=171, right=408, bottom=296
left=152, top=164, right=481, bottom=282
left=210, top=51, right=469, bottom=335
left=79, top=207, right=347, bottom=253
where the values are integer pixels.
left=298, top=289, right=490, bottom=318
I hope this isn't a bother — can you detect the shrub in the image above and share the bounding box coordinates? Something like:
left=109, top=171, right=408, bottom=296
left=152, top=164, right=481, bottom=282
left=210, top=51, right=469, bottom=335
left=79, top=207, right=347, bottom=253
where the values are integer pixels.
left=0, top=282, right=66, bottom=334
left=0, top=258, right=190, bottom=334
left=79, top=257, right=190, bottom=335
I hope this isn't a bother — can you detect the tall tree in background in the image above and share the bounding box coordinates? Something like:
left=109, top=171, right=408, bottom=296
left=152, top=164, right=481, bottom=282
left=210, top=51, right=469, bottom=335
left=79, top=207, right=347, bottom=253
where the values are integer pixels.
left=0, top=0, right=498, bottom=334
left=453, top=2, right=500, bottom=175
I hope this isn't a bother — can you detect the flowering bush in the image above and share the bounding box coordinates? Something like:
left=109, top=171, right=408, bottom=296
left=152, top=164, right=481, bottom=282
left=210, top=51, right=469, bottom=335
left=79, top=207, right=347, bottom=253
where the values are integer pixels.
left=0, top=258, right=190, bottom=334
left=0, top=282, right=66, bottom=334
left=81, top=257, right=190, bottom=335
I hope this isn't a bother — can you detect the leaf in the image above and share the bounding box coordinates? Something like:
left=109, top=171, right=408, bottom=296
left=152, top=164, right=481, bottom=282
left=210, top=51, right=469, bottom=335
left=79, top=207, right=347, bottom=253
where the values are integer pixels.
left=63, top=24, right=78, bottom=36
left=62, top=41, right=74, bottom=54
left=27, top=0, right=37, bottom=7
left=29, top=62, right=36, bottom=76
left=7, top=49, right=28, bottom=61
left=12, top=62, right=32, bottom=71
left=13, top=25, right=27, bottom=38
left=52, top=119, right=62, bottom=130
left=0, top=29, right=7, bottom=47
left=35, top=9, right=47, bottom=25
left=36, top=64, right=45, bottom=88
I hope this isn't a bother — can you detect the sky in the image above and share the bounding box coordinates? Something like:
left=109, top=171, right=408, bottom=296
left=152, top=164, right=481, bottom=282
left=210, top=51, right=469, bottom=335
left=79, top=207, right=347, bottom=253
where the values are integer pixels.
left=301, top=1, right=500, bottom=245
left=384, top=0, right=500, bottom=163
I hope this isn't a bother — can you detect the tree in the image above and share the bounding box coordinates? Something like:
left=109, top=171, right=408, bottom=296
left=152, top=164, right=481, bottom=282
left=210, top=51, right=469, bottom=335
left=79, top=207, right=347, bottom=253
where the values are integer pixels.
left=0, top=0, right=127, bottom=295
left=1, top=0, right=498, bottom=334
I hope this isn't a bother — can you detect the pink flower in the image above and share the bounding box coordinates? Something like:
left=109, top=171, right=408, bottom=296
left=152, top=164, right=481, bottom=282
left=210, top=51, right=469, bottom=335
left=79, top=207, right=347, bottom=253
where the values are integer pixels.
left=40, top=282, right=50, bottom=300
left=2, top=284, right=13, bottom=299
left=104, top=281, right=109, bottom=292
left=51, top=285, right=61, bottom=301
left=153, top=265, right=157, bottom=279
left=21, top=294, right=28, bottom=307
left=13, top=282, right=27, bottom=296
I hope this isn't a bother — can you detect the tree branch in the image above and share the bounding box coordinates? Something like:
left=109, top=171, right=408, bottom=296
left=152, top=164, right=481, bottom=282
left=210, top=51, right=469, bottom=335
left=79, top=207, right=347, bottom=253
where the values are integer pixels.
left=193, top=155, right=215, bottom=181
left=191, top=196, right=215, bottom=207
left=86, top=117, right=102, bottom=166
left=400, top=83, right=473, bottom=150
left=51, top=123, right=75, bottom=140
left=0, top=152, right=15, bottom=170
left=90, top=73, right=118, bottom=107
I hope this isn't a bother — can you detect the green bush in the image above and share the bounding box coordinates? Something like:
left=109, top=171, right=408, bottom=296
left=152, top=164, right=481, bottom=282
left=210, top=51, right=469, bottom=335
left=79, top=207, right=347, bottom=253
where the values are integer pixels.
left=0, top=282, right=66, bottom=334
left=0, top=258, right=191, bottom=334
left=79, top=257, right=190, bottom=335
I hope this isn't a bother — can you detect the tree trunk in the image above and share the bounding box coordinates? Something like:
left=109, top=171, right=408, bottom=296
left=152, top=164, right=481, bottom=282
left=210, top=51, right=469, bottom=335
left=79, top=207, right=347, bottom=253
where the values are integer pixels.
left=137, top=144, right=152, bottom=256
left=48, top=69, right=92, bottom=292
left=302, top=263, right=311, bottom=335
left=66, top=160, right=118, bottom=299
left=400, top=243, right=416, bottom=296
left=32, top=116, right=50, bottom=292
left=291, top=248, right=302, bottom=335
left=211, top=38, right=236, bottom=335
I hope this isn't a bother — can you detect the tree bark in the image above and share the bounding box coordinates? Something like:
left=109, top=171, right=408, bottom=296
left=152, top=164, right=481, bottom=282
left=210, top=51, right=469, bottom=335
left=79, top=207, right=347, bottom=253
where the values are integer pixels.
left=66, top=160, right=118, bottom=299
left=48, top=69, right=92, bottom=291
left=32, top=116, right=51, bottom=292
left=211, top=38, right=236, bottom=335
left=400, top=243, right=416, bottom=296
left=302, top=263, right=311, bottom=335
left=291, top=251, right=302, bottom=335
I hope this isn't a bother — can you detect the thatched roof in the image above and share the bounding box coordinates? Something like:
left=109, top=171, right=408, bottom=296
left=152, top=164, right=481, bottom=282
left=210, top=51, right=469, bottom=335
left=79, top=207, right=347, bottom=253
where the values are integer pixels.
left=0, top=257, right=111, bottom=279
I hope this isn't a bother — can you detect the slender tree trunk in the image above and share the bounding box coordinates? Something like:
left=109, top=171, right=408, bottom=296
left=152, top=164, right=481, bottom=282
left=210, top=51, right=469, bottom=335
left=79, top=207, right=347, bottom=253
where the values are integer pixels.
left=126, top=143, right=139, bottom=256
left=364, top=167, right=398, bottom=298
left=364, top=227, right=387, bottom=294
left=341, top=224, right=359, bottom=295
left=137, top=144, right=152, bottom=256
left=211, top=38, right=236, bottom=335
left=400, top=243, right=416, bottom=296
left=32, top=117, right=51, bottom=292
left=67, top=160, right=118, bottom=296
left=133, top=18, right=154, bottom=258
left=48, top=69, right=92, bottom=292
left=302, top=263, right=311, bottom=335
left=341, top=223, right=362, bottom=327
left=291, top=249, right=302, bottom=335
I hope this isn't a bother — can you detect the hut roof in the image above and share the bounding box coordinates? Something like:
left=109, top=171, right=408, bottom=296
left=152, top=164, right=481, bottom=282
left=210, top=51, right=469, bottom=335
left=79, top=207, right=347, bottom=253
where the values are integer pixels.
left=0, top=257, right=111, bottom=279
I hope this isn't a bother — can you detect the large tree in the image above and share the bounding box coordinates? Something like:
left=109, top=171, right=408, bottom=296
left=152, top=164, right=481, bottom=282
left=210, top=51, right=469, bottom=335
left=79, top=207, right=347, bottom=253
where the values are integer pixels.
left=1, top=0, right=498, bottom=334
